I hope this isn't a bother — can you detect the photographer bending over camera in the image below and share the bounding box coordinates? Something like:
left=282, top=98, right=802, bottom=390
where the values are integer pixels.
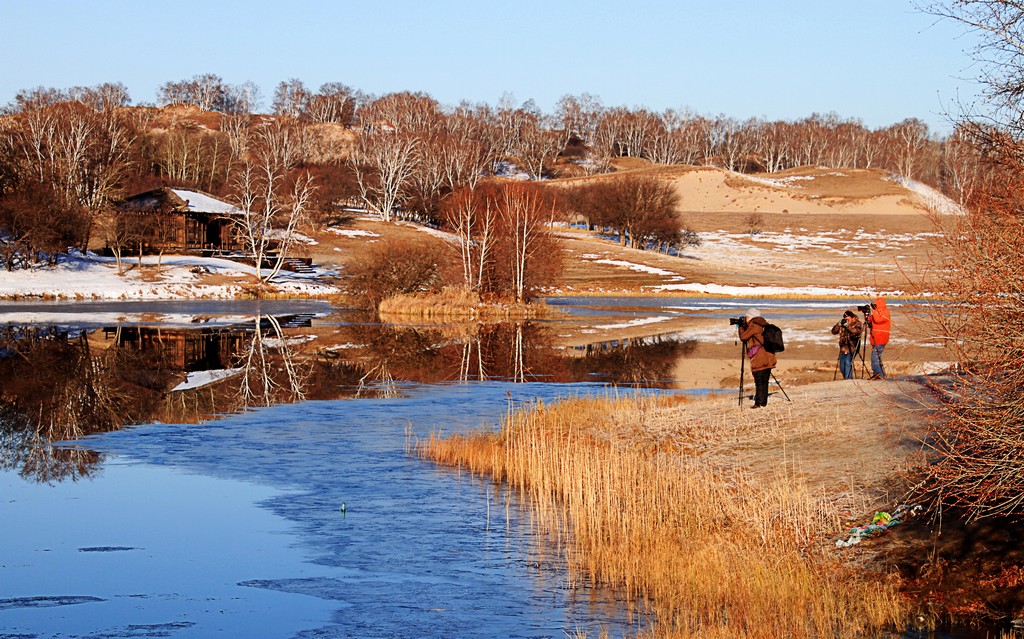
left=737, top=308, right=777, bottom=408
left=831, top=310, right=863, bottom=379
left=862, top=297, right=891, bottom=380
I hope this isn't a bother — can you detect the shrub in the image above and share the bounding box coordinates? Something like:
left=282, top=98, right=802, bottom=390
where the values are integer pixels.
left=345, top=239, right=447, bottom=309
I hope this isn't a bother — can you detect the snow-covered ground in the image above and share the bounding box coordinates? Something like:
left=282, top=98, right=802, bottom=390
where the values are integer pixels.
left=888, top=175, right=966, bottom=216
left=0, top=250, right=340, bottom=300
left=572, top=226, right=924, bottom=298
left=651, top=281, right=903, bottom=297
left=0, top=221, right=928, bottom=301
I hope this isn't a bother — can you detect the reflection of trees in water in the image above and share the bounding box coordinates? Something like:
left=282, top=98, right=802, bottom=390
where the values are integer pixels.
left=160, top=315, right=317, bottom=415
left=303, top=358, right=366, bottom=400
left=0, top=317, right=317, bottom=483
left=0, top=407, right=101, bottom=484
left=0, top=327, right=115, bottom=482
left=0, top=317, right=697, bottom=483
left=237, top=315, right=310, bottom=407
left=338, top=323, right=443, bottom=396
left=564, top=334, right=699, bottom=387
left=0, top=328, right=127, bottom=438
left=323, top=321, right=695, bottom=387
left=460, top=322, right=561, bottom=382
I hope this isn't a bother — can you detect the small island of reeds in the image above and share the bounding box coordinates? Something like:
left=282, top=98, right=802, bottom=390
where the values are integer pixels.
left=378, top=288, right=558, bottom=321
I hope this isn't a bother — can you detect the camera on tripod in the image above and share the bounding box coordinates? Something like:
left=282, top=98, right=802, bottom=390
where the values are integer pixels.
left=729, top=316, right=747, bottom=327
left=857, top=304, right=872, bottom=314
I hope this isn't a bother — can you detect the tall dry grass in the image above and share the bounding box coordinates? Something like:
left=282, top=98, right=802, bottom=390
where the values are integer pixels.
left=418, top=394, right=905, bottom=638
left=378, top=287, right=556, bottom=320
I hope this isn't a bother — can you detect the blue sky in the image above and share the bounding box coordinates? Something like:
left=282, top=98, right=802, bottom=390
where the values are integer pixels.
left=0, top=0, right=980, bottom=134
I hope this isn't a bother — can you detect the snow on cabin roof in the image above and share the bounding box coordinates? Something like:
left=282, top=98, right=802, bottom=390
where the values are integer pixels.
left=170, top=189, right=243, bottom=215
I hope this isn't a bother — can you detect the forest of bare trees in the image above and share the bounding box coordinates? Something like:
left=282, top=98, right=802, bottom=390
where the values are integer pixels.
left=0, top=67, right=990, bottom=300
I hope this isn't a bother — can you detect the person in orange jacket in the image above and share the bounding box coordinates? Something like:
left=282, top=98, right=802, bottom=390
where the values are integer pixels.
left=738, top=308, right=777, bottom=407
left=866, top=297, right=891, bottom=379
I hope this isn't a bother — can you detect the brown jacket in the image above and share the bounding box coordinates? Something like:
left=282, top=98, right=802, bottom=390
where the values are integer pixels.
left=739, top=316, right=777, bottom=372
left=831, top=315, right=863, bottom=354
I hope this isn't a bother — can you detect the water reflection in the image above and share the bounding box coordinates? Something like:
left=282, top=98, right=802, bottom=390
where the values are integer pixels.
left=0, top=314, right=697, bottom=482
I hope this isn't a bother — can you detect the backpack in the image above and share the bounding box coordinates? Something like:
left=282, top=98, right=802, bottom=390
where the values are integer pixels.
left=761, top=323, right=785, bottom=354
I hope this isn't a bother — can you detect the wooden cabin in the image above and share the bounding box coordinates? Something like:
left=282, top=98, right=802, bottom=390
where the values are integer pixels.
left=114, top=188, right=244, bottom=255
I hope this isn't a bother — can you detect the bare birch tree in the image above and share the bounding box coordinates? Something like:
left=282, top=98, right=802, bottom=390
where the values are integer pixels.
left=231, top=123, right=316, bottom=283
left=619, top=108, right=658, bottom=158
left=756, top=120, right=793, bottom=173
left=499, top=183, right=553, bottom=303
left=307, top=82, right=355, bottom=124
left=885, top=118, right=931, bottom=179
left=405, top=130, right=448, bottom=221
left=439, top=119, right=492, bottom=191
left=444, top=186, right=498, bottom=291
left=515, top=118, right=563, bottom=179
left=157, top=74, right=225, bottom=111
left=350, top=127, right=419, bottom=222
left=217, top=82, right=260, bottom=164
left=940, top=125, right=991, bottom=206
left=646, top=110, right=685, bottom=165
left=349, top=93, right=448, bottom=221
left=555, top=93, right=603, bottom=147
left=272, top=78, right=311, bottom=119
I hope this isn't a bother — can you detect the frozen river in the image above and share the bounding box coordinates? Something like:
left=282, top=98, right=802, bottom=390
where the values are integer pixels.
left=2, top=382, right=643, bottom=638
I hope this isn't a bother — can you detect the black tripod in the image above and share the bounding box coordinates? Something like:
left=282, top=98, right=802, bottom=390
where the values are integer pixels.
left=856, top=324, right=869, bottom=379
left=859, top=311, right=887, bottom=379
left=860, top=311, right=877, bottom=379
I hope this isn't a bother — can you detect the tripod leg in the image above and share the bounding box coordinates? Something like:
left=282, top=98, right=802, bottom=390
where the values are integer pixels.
left=738, top=342, right=746, bottom=407
left=861, top=320, right=872, bottom=379
left=771, top=371, right=791, bottom=402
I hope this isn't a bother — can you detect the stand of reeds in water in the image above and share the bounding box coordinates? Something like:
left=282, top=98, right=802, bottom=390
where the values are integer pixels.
left=378, top=288, right=555, bottom=320
left=417, top=394, right=906, bottom=639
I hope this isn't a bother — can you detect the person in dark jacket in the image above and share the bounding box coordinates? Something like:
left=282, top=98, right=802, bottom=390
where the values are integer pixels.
left=831, top=310, right=863, bottom=379
left=738, top=308, right=777, bottom=408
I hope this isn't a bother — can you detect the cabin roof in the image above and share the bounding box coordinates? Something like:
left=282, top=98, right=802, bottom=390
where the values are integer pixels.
left=170, top=189, right=242, bottom=215
left=118, top=187, right=243, bottom=216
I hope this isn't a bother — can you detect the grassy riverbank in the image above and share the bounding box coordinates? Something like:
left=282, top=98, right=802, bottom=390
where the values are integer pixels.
left=417, top=382, right=932, bottom=637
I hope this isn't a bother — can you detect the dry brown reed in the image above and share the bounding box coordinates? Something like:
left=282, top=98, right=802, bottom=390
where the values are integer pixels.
left=418, top=394, right=905, bottom=638
left=378, top=287, right=557, bottom=320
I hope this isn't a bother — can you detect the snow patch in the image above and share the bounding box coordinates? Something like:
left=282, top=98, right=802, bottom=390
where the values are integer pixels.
left=887, top=175, right=966, bottom=216
left=589, top=258, right=677, bottom=276
left=0, top=251, right=339, bottom=300
left=593, top=316, right=673, bottom=330
left=327, top=228, right=380, bottom=238
left=172, top=368, right=243, bottom=392
left=652, top=282, right=906, bottom=297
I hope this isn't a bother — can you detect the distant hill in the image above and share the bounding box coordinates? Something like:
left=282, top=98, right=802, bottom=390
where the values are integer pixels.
left=552, top=163, right=959, bottom=218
